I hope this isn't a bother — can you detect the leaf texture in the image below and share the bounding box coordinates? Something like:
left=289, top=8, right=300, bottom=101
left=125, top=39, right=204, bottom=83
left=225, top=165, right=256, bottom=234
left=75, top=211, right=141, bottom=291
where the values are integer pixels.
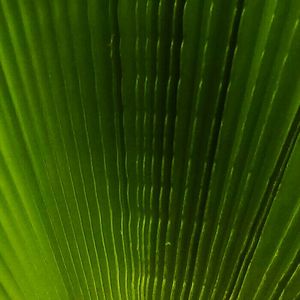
left=0, top=0, right=299, bottom=299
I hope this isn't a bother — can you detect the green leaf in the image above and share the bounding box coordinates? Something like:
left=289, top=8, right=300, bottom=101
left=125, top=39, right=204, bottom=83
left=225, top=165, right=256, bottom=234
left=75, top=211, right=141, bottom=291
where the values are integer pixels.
left=0, top=0, right=299, bottom=299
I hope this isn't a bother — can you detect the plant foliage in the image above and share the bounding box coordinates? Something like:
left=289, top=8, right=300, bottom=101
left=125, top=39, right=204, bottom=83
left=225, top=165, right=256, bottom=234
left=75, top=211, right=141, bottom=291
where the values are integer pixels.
left=0, top=0, right=299, bottom=299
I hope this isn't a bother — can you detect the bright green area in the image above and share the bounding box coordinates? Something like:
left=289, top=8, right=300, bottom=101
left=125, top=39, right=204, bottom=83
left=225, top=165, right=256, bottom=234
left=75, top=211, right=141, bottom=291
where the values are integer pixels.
left=0, top=0, right=299, bottom=299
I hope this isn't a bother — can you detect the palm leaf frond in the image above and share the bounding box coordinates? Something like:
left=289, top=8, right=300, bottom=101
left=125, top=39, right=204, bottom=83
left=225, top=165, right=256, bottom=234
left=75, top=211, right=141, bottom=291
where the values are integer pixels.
left=0, top=0, right=299, bottom=299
